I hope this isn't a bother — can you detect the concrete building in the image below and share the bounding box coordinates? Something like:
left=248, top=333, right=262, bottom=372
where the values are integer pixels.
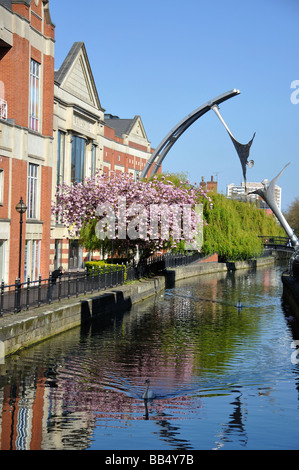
left=51, top=42, right=158, bottom=271
left=51, top=42, right=105, bottom=270
left=0, top=0, right=55, bottom=283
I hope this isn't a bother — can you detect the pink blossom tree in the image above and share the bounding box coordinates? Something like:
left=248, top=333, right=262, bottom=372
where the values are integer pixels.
left=52, top=171, right=210, bottom=260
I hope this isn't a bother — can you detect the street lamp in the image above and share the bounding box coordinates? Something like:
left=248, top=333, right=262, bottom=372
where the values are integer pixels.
left=16, top=197, right=27, bottom=282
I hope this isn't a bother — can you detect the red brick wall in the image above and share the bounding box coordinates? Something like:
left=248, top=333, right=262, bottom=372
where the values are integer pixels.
left=0, top=34, right=29, bottom=127
left=42, top=53, right=54, bottom=137
left=9, top=159, right=27, bottom=284
left=40, top=165, right=52, bottom=277
left=11, top=3, right=29, bottom=19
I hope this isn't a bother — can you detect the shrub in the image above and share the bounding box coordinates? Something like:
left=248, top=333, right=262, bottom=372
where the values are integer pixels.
left=202, top=193, right=285, bottom=261
left=85, top=261, right=127, bottom=281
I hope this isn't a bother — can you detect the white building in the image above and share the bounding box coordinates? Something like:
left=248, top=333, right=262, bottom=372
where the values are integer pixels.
left=226, top=181, right=282, bottom=211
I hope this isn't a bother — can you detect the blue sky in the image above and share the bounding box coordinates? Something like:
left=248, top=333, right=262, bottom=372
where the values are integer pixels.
left=50, top=0, right=298, bottom=211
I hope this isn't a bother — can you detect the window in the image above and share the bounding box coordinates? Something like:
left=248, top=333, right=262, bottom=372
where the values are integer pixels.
left=71, top=136, right=85, bottom=183
left=0, top=240, right=5, bottom=282
left=29, top=59, right=40, bottom=132
left=24, top=240, right=40, bottom=282
left=27, top=163, right=38, bottom=219
left=91, top=144, right=96, bottom=176
left=0, top=169, right=4, bottom=204
left=57, top=131, right=65, bottom=185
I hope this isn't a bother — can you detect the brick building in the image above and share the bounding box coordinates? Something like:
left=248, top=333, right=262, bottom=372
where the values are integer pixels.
left=0, top=0, right=55, bottom=284
left=0, top=2, right=159, bottom=278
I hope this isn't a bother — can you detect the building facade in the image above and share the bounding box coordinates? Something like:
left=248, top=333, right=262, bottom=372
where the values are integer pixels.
left=0, top=2, right=160, bottom=279
left=0, top=0, right=55, bottom=284
left=50, top=42, right=158, bottom=271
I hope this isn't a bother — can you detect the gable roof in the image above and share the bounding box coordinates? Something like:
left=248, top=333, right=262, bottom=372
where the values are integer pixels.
left=55, top=42, right=103, bottom=110
left=105, top=115, right=148, bottom=141
left=0, top=0, right=12, bottom=9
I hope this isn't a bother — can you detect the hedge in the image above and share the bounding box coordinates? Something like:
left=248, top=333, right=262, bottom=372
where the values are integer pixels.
left=85, top=261, right=127, bottom=281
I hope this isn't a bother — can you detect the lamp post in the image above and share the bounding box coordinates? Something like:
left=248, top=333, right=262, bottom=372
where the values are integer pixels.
left=16, top=197, right=27, bottom=282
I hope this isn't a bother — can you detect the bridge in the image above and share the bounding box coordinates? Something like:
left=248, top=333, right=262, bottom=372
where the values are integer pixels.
left=259, top=236, right=295, bottom=253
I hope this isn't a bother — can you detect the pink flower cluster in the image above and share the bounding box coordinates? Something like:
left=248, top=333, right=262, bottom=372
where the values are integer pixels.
left=52, top=171, right=210, bottom=252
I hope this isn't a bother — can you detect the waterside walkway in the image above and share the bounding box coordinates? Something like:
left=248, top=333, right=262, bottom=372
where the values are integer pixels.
left=0, top=256, right=276, bottom=360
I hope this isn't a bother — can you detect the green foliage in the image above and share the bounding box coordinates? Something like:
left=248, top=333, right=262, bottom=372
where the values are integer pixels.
left=284, top=197, right=299, bottom=237
left=79, top=219, right=111, bottom=254
left=202, top=193, right=285, bottom=260
left=145, top=171, right=191, bottom=188
left=85, top=260, right=127, bottom=281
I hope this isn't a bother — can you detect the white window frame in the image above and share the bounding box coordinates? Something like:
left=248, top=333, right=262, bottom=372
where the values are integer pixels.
left=29, top=59, right=40, bottom=132
left=0, top=240, right=6, bottom=282
left=0, top=169, right=4, bottom=205
left=24, top=239, right=41, bottom=282
left=27, top=163, right=39, bottom=219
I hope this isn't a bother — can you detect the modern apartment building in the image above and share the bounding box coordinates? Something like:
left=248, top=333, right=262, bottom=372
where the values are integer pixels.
left=226, top=181, right=282, bottom=211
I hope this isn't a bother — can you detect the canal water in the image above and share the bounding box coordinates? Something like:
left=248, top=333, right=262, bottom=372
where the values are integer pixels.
left=0, top=261, right=299, bottom=450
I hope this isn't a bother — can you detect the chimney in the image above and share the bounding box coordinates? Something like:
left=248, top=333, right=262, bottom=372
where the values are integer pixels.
left=199, top=176, right=207, bottom=190
left=207, top=175, right=217, bottom=193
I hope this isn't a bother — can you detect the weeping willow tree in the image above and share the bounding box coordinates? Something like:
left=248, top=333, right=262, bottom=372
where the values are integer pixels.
left=202, top=193, right=285, bottom=260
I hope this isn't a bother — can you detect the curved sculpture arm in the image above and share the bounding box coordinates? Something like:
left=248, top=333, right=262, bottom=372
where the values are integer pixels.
left=141, top=89, right=241, bottom=179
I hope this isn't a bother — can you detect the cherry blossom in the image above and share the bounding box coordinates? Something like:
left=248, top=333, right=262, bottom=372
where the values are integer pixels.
left=52, top=171, right=210, bottom=256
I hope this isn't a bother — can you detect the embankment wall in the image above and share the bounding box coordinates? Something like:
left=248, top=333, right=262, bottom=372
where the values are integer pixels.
left=0, top=257, right=275, bottom=358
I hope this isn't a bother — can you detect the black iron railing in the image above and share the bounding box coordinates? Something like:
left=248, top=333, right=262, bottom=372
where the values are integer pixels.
left=259, top=236, right=290, bottom=246
left=0, top=253, right=202, bottom=316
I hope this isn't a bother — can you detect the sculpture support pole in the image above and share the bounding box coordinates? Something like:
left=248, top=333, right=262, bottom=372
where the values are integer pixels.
left=250, top=163, right=299, bottom=248
left=211, top=105, right=236, bottom=139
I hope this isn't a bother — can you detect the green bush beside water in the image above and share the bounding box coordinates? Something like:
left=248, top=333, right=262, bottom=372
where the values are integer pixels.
left=85, top=260, right=127, bottom=281
left=202, top=194, right=286, bottom=261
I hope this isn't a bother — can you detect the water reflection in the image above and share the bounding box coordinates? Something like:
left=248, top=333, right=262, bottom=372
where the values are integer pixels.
left=0, top=262, right=299, bottom=450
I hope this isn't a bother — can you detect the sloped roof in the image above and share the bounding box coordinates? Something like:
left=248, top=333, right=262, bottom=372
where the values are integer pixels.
left=54, top=42, right=103, bottom=110
left=0, top=0, right=12, bottom=9
left=105, top=115, right=148, bottom=140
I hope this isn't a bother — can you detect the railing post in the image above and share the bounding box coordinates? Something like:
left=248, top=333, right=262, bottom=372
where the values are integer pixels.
left=38, top=275, right=42, bottom=307
left=26, top=276, right=30, bottom=310
left=68, top=271, right=71, bottom=299
left=14, top=277, right=19, bottom=313
left=58, top=274, right=62, bottom=301
left=84, top=267, right=87, bottom=295
left=98, top=265, right=101, bottom=291
left=0, top=280, right=4, bottom=317
left=121, top=263, right=124, bottom=285
left=48, top=272, right=52, bottom=304
left=116, top=263, right=119, bottom=285
left=91, top=266, right=94, bottom=293
left=76, top=269, right=79, bottom=297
